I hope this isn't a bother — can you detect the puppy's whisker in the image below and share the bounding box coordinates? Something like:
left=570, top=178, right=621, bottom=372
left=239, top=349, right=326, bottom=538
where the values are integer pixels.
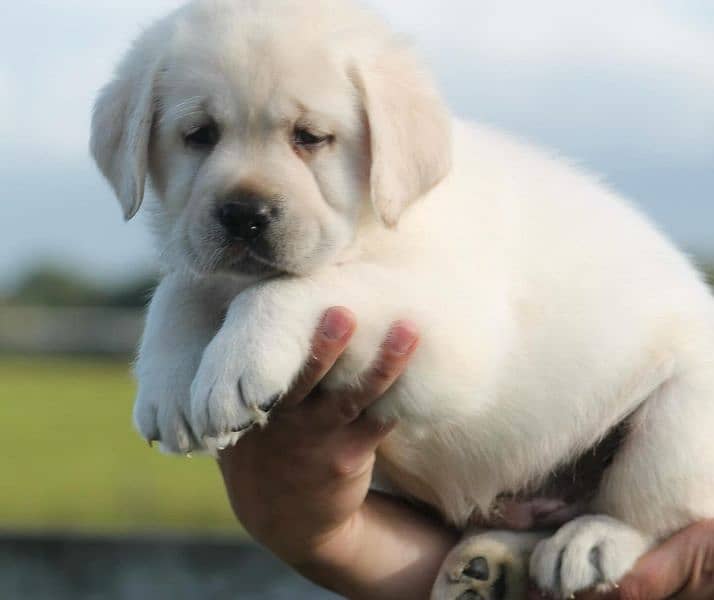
left=203, top=247, right=226, bottom=273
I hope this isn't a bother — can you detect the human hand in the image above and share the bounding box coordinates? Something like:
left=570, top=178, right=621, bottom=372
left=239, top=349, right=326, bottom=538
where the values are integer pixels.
left=218, top=307, right=457, bottom=599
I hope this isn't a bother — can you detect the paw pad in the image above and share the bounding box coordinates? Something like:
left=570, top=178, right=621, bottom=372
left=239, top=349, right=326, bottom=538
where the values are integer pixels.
left=463, top=557, right=490, bottom=581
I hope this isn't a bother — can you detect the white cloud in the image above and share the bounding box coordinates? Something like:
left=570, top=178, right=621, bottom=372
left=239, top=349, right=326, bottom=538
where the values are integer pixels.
left=369, top=1, right=714, bottom=73
left=0, top=0, right=186, bottom=163
left=361, top=0, right=714, bottom=168
left=0, top=67, right=15, bottom=136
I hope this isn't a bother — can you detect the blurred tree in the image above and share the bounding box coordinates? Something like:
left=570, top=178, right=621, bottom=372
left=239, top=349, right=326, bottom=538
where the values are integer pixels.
left=11, top=265, right=103, bottom=306
left=7, top=264, right=156, bottom=308
left=103, top=275, right=156, bottom=309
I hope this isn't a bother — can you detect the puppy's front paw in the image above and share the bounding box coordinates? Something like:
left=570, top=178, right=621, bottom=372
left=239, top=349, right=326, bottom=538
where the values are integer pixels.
left=133, top=366, right=197, bottom=454
left=530, top=515, right=651, bottom=599
left=190, top=324, right=308, bottom=444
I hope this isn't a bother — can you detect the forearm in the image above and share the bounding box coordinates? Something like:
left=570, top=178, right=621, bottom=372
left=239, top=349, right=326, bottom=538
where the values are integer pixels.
left=296, top=492, right=458, bottom=600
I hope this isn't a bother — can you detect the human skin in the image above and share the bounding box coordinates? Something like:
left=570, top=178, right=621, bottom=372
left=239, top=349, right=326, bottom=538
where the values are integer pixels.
left=219, top=307, right=714, bottom=600
left=570, top=520, right=714, bottom=600
left=218, top=307, right=458, bottom=600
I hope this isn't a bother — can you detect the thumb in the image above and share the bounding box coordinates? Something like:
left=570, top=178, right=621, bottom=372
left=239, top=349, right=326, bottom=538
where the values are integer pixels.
left=592, top=521, right=714, bottom=600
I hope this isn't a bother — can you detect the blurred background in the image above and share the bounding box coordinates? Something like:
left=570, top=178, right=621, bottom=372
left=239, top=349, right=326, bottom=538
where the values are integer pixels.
left=1, top=1, right=712, bottom=598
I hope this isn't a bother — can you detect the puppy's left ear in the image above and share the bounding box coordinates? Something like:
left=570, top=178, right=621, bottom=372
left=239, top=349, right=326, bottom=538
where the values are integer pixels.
left=90, top=42, right=163, bottom=221
left=351, top=44, right=452, bottom=227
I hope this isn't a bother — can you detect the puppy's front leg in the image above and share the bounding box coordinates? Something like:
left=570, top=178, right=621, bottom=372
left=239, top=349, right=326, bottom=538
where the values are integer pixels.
left=133, top=273, right=235, bottom=453
left=190, top=278, right=325, bottom=445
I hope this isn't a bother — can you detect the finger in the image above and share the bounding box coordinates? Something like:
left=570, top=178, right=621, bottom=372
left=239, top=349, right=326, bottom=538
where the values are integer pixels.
left=675, top=584, right=714, bottom=600
left=325, top=418, right=397, bottom=482
left=673, top=520, right=714, bottom=600
left=312, top=320, right=419, bottom=428
left=614, top=528, right=699, bottom=600
left=580, top=521, right=714, bottom=600
left=280, top=307, right=356, bottom=408
left=348, top=415, right=397, bottom=452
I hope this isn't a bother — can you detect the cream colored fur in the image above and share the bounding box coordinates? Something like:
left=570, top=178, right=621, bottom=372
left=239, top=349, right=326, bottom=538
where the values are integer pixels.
left=91, top=1, right=714, bottom=597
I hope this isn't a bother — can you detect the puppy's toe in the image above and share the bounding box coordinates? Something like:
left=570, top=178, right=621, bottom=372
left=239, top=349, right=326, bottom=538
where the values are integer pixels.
left=191, top=374, right=262, bottom=441
left=190, top=327, right=303, bottom=443
left=155, top=400, right=197, bottom=454
left=133, top=394, right=159, bottom=445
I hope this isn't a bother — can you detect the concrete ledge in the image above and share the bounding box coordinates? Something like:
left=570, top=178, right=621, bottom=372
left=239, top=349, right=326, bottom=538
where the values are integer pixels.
left=0, top=532, right=340, bottom=599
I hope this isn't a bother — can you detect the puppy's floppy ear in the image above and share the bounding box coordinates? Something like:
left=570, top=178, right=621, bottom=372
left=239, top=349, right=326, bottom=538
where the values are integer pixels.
left=351, top=44, right=452, bottom=227
left=90, top=40, right=163, bottom=221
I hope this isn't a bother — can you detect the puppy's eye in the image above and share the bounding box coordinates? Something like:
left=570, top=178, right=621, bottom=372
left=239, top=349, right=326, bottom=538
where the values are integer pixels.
left=294, top=127, right=332, bottom=148
left=184, top=123, right=220, bottom=149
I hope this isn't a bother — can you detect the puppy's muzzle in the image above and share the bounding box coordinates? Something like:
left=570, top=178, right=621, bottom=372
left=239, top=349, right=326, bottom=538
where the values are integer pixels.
left=217, top=189, right=278, bottom=243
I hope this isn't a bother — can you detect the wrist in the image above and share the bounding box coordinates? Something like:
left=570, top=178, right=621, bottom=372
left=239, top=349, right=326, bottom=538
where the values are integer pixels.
left=291, top=494, right=458, bottom=600
left=287, top=509, right=369, bottom=589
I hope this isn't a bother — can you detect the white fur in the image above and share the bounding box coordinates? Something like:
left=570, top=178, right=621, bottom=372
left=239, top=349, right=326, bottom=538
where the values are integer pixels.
left=530, top=516, right=652, bottom=598
left=91, top=1, right=714, bottom=597
left=432, top=529, right=544, bottom=600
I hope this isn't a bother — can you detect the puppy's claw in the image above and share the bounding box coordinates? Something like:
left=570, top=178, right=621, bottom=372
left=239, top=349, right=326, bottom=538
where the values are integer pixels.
left=265, top=394, right=281, bottom=412
left=203, top=432, right=243, bottom=455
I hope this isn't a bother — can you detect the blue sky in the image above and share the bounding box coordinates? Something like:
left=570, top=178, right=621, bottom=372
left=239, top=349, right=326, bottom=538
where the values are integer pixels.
left=1, top=1, right=712, bottom=291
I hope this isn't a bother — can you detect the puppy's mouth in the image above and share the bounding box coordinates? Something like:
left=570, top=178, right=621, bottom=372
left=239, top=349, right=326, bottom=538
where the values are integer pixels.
left=219, top=243, right=284, bottom=277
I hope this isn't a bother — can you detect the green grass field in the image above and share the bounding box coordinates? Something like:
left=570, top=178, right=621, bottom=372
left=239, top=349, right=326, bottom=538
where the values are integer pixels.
left=1, top=357, right=243, bottom=536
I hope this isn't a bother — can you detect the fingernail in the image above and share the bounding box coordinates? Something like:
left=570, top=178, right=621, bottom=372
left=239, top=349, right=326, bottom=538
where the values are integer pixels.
left=387, top=321, right=419, bottom=354
left=321, top=309, right=352, bottom=340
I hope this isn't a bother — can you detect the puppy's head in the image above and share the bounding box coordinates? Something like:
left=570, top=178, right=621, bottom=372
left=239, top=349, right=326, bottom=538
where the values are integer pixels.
left=91, top=0, right=451, bottom=277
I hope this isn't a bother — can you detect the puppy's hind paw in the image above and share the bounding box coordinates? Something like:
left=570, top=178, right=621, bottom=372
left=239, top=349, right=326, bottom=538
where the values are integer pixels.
left=530, top=515, right=651, bottom=599
left=431, top=530, right=545, bottom=600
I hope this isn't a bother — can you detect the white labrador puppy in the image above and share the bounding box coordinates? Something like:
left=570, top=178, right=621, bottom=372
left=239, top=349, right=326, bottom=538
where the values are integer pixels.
left=91, top=1, right=714, bottom=598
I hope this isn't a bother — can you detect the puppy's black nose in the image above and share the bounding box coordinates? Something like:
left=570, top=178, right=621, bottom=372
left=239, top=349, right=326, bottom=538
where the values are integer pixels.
left=218, top=199, right=271, bottom=242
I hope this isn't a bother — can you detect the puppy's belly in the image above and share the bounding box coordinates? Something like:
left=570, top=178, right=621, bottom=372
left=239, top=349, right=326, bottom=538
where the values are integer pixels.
left=375, top=415, right=631, bottom=529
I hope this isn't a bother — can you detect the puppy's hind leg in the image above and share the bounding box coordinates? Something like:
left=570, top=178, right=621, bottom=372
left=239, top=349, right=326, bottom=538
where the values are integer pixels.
left=431, top=529, right=547, bottom=600
left=596, top=364, right=714, bottom=539
left=532, top=360, right=714, bottom=598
